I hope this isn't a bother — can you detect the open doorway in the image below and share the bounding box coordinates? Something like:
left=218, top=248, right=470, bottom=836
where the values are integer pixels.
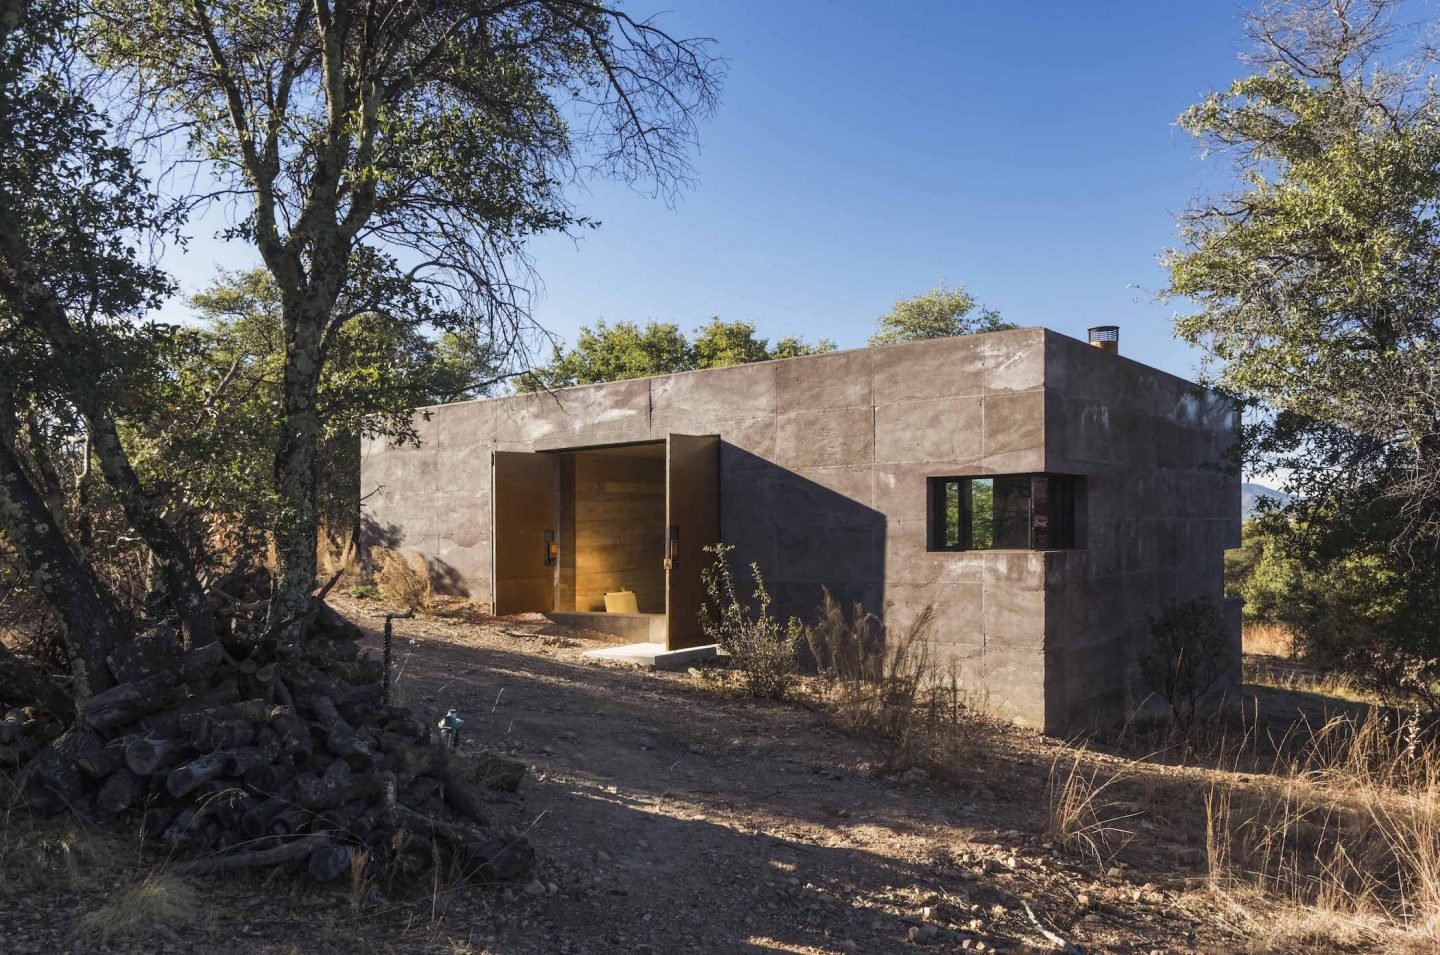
left=550, top=442, right=668, bottom=644
left=490, top=435, right=718, bottom=651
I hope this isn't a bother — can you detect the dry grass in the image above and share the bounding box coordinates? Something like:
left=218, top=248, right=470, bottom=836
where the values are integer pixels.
left=1045, top=749, right=1140, bottom=864
left=1193, top=712, right=1440, bottom=951
left=1051, top=694, right=1440, bottom=951
left=1243, top=656, right=1379, bottom=705
left=317, top=523, right=361, bottom=582
left=349, top=848, right=373, bottom=916
left=804, top=593, right=994, bottom=779
left=0, top=822, right=120, bottom=893
left=373, top=547, right=434, bottom=613
left=74, top=870, right=201, bottom=944
left=1244, top=622, right=1297, bottom=658
left=1241, top=622, right=1384, bottom=705
left=0, top=786, right=204, bottom=944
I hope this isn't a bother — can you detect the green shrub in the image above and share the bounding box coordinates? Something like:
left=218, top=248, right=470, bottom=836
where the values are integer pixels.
left=699, top=544, right=801, bottom=699
left=1140, top=597, right=1230, bottom=728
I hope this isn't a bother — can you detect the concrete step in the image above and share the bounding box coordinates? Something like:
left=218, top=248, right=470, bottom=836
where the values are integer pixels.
left=581, top=642, right=722, bottom=669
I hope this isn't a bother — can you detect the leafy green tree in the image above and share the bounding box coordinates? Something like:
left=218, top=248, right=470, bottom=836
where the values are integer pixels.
left=521, top=317, right=834, bottom=389
left=1222, top=524, right=1263, bottom=603
left=521, top=320, right=691, bottom=390
left=1167, top=0, right=1440, bottom=543
left=1231, top=508, right=1440, bottom=706
left=691, top=318, right=773, bottom=368
left=1225, top=520, right=1303, bottom=626
left=1166, top=0, right=1440, bottom=702
left=142, top=268, right=505, bottom=573
left=770, top=335, right=837, bottom=360
left=869, top=282, right=1013, bottom=345
left=87, top=0, right=723, bottom=636
left=0, top=0, right=213, bottom=708
left=691, top=317, right=835, bottom=367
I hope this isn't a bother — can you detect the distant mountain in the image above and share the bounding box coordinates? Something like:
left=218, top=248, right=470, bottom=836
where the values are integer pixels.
left=1242, top=482, right=1293, bottom=520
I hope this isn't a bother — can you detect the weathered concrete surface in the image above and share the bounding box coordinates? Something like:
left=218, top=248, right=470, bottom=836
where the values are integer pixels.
left=362, top=327, right=1239, bottom=733
left=1042, top=333, right=1241, bottom=730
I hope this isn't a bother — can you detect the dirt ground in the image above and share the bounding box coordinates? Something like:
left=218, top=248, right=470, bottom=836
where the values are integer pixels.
left=324, top=600, right=1252, bottom=954
left=2, top=602, right=1344, bottom=954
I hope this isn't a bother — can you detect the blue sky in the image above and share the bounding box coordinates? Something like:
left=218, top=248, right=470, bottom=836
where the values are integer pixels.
left=160, top=1, right=1255, bottom=382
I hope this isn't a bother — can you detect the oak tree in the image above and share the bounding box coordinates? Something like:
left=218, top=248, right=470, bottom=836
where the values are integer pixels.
left=520, top=316, right=833, bottom=390
left=0, top=0, right=213, bottom=708
left=1166, top=0, right=1440, bottom=699
left=869, top=282, right=1012, bottom=345
left=87, top=0, right=723, bottom=639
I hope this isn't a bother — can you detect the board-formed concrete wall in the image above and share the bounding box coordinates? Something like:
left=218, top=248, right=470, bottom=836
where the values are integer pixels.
left=361, top=327, right=1239, bottom=732
left=1042, top=334, right=1242, bottom=728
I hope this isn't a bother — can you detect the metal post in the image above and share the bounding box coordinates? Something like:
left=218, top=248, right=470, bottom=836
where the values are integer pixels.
left=382, top=611, right=413, bottom=705
left=438, top=708, right=464, bottom=749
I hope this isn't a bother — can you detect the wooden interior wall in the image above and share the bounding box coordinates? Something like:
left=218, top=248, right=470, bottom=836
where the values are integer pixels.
left=557, top=454, right=576, bottom=611
left=572, top=453, right=665, bottom=612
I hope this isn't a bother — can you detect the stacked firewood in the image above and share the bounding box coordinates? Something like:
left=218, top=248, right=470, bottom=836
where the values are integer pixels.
left=10, top=603, right=533, bottom=883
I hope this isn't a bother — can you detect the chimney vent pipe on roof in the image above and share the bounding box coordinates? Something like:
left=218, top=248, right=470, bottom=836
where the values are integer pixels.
left=1088, top=325, right=1119, bottom=354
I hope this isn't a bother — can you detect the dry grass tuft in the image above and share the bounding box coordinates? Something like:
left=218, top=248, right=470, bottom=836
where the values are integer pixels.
left=348, top=849, right=373, bottom=916
left=317, top=523, right=361, bottom=582
left=804, top=593, right=994, bottom=779
left=373, top=547, right=433, bottom=613
left=74, top=870, right=200, bottom=944
left=1045, top=750, right=1139, bottom=864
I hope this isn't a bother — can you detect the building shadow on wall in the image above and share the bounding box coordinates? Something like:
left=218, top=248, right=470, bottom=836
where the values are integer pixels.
left=359, top=513, right=468, bottom=597
left=719, top=444, right=887, bottom=633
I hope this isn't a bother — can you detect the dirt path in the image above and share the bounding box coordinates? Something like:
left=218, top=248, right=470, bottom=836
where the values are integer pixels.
left=333, top=600, right=1245, bottom=955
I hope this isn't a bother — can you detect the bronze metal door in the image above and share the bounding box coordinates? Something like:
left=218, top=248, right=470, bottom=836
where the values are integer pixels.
left=491, top=451, right=559, bottom=614
left=664, top=434, right=720, bottom=650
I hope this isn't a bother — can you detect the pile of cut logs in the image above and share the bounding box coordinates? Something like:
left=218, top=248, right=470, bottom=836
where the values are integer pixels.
left=7, top=602, right=533, bottom=883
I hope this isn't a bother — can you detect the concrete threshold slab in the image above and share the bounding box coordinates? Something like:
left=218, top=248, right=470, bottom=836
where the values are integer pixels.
left=581, top=642, right=722, bottom=669
left=544, top=611, right=666, bottom=645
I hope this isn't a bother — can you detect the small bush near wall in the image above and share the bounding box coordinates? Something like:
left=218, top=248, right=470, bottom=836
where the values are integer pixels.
left=700, top=544, right=801, bottom=699
left=1140, top=597, right=1230, bottom=729
left=372, top=548, right=433, bottom=613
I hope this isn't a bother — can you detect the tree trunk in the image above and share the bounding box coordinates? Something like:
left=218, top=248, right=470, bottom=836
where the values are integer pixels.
left=0, top=640, right=73, bottom=719
left=86, top=414, right=214, bottom=649
left=0, top=412, right=120, bottom=707
left=269, top=301, right=327, bottom=645
left=22, top=410, right=68, bottom=532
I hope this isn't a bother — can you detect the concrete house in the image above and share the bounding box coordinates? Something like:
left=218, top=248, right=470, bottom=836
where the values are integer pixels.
left=361, top=326, right=1241, bottom=733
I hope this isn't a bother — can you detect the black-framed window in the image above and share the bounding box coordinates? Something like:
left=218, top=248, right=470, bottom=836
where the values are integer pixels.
left=927, top=474, right=1080, bottom=551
